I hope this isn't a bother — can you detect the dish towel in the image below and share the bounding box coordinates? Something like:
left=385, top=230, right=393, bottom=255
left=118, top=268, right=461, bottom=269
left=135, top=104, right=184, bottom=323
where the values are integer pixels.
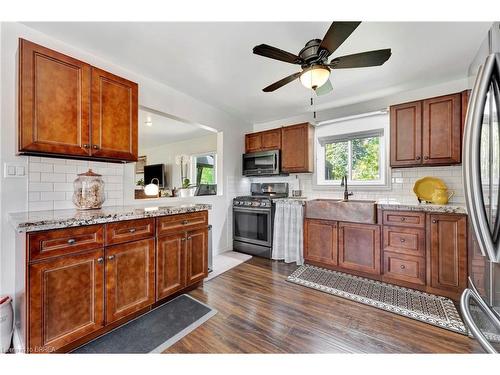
left=272, top=200, right=304, bottom=265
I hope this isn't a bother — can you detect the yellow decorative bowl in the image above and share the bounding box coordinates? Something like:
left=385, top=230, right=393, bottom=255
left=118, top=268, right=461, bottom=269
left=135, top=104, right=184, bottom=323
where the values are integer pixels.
left=413, top=177, right=452, bottom=204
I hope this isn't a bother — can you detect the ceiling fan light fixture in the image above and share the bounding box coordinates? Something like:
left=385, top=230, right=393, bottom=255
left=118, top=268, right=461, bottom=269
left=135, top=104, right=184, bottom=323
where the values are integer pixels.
left=299, top=65, right=330, bottom=89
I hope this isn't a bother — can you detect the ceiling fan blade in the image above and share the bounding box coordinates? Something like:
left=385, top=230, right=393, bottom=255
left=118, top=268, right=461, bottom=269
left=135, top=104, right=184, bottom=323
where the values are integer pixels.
left=315, top=79, right=333, bottom=96
left=319, top=22, right=361, bottom=56
left=253, top=44, right=303, bottom=64
left=330, top=49, right=392, bottom=69
left=263, top=72, right=302, bottom=92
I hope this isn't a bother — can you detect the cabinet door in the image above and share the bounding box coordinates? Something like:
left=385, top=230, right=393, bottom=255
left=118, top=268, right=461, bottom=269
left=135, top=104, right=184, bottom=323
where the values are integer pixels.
left=186, top=228, right=208, bottom=285
left=91, top=67, right=138, bottom=161
left=422, top=93, right=461, bottom=165
left=390, top=101, right=422, bottom=167
left=19, top=39, right=91, bottom=157
left=281, top=123, right=314, bottom=173
left=260, top=129, right=281, bottom=151
left=156, top=233, right=186, bottom=300
left=304, top=219, right=338, bottom=266
left=105, top=238, right=155, bottom=323
left=245, top=133, right=262, bottom=153
left=338, top=222, right=381, bottom=275
left=29, top=249, right=104, bottom=352
left=429, top=214, right=467, bottom=294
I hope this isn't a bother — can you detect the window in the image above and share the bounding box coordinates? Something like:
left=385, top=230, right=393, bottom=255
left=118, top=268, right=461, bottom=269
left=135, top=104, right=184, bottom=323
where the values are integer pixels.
left=191, top=153, right=216, bottom=186
left=316, top=113, right=388, bottom=187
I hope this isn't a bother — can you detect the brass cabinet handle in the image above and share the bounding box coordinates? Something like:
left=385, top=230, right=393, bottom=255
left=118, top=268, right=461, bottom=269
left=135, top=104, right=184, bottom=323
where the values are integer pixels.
left=128, top=228, right=136, bottom=233
left=67, top=238, right=76, bottom=245
left=108, top=255, right=115, bottom=260
left=97, top=257, right=104, bottom=264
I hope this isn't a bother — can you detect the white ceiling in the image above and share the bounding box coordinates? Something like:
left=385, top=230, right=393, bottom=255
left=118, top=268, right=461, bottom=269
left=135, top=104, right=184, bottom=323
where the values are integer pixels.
left=138, top=109, right=213, bottom=150
left=25, top=22, right=491, bottom=124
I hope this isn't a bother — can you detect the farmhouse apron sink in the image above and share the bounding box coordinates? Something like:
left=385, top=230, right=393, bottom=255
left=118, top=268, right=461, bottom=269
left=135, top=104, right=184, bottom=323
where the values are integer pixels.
left=305, top=199, right=378, bottom=224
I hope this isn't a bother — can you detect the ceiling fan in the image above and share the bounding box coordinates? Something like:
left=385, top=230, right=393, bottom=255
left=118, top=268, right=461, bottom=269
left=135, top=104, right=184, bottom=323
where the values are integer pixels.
left=253, top=22, right=391, bottom=96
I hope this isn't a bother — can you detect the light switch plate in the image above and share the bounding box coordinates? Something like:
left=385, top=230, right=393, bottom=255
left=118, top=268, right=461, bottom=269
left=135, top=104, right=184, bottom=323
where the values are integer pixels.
left=4, top=162, right=28, bottom=178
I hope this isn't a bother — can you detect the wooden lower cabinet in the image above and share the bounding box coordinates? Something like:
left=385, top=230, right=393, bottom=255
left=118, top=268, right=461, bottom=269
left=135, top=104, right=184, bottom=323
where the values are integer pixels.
left=156, top=233, right=186, bottom=300
left=28, top=249, right=104, bottom=352
left=105, top=238, right=155, bottom=323
left=304, top=219, right=338, bottom=266
left=25, top=211, right=209, bottom=353
left=428, top=214, right=467, bottom=295
left=186, top=228, right=209, bottom=285
left=338, top=222, right=381, bottom=275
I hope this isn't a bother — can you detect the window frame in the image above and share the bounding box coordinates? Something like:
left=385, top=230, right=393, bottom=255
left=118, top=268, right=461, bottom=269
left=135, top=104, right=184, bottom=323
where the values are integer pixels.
left=190, top=151, right=217, bottom=186
left=313, top=112, right=391, bottom=190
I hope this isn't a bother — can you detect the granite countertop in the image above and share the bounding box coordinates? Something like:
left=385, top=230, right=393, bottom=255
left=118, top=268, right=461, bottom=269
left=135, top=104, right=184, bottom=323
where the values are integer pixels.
left=375, top=200, right=467, bottom=214
left=9, top=203, right=212, bottom=233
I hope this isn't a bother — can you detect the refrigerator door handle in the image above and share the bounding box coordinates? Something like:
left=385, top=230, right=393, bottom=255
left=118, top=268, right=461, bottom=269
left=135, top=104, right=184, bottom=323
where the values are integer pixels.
left=463, top=53, right=500, bottom=262
left=460, top=280, right=500, bottom=354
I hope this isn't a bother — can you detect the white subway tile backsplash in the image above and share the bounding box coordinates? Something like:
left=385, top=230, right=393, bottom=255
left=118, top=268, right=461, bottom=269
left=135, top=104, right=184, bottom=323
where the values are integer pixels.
left=28, top=158, right=125, bottom=212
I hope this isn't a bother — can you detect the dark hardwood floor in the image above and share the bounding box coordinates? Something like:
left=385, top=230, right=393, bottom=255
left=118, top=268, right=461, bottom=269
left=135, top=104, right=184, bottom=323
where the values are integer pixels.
left=165, top=257, right=482, bottom=353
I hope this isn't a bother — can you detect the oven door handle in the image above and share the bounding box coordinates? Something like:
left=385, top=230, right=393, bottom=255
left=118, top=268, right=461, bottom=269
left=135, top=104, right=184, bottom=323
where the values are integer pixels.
left=233, top=207, right=272, bottom=214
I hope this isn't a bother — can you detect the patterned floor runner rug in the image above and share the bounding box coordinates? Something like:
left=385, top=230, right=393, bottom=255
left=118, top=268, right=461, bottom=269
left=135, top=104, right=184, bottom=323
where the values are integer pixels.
left=287, top=264, right=467, bottom=335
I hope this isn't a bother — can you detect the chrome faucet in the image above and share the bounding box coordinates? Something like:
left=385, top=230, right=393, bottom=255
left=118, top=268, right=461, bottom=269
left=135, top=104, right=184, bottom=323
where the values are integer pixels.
left=340, top=175, right=353, bottom=201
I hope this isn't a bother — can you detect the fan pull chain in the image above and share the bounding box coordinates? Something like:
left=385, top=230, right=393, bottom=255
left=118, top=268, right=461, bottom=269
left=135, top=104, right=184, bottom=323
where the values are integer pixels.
left=310, top=94, right=316, bottom=120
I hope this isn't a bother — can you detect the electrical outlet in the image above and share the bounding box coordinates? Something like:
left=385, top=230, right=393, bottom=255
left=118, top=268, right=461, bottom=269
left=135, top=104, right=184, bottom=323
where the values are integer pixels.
left=4, top=162, right=27, bottom=178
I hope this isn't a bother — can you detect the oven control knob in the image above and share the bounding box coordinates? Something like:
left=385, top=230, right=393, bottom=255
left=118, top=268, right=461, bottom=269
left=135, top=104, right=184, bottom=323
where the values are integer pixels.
left=245, top=202, right=252, bottom=206
left=234, top=201, right=240, bottom=205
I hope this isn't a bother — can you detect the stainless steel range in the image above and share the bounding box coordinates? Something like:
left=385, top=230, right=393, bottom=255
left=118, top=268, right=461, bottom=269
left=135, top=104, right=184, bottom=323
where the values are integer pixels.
left=233, top=183, right=288, bottom=258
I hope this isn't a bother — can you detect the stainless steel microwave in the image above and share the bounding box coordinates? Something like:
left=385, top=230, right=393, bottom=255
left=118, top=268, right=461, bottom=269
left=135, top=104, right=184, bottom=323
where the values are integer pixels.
left=242, top=150, right=280, bottom=176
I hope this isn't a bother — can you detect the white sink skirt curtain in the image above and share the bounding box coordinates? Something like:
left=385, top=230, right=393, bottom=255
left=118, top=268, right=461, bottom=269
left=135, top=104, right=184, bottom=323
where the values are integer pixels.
left=272, top=200, right=304, bottom=265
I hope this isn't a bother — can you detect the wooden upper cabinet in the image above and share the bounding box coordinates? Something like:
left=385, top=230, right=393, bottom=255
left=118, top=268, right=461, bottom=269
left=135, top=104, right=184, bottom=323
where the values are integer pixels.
left=18, top=38, right=138, bottom=162
left=281, top=123, right=314, bottom=173
left=338, top=222, right=381, bottom=275
left=390, top=91, right=465, bottom=168
left=105, top=238, right=155, bottom=324
left=28, top=249, right=104, bottom=352
left=91, top=67, right=138, bottom=161
left=245, top=128, right=281, bottom=153
left=422, top=93, right=462, bottom=165
left=428, top=214, right=467, bottom=296
left=19, top=39, right=91, bottom=157
left=304, top=219, right=338, bottom=266
left=390, top=101, right=422, bottom=167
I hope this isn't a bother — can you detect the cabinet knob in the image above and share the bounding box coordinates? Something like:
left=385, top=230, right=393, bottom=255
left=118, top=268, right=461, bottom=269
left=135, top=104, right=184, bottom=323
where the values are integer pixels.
left=92, top=144, right=100, bottom=150
left=128, top=228, right=136, bottom=233
left=67, top=238, right=76, bottom=245
left=182, top=220, right=189, bottom=225
left=432, top=219, right=437, bottom=224
left=108, top=255, right=115, bottom=260
left=400, top=264, right=406, bottom=269
left=401, top=217, right=406, bottom=221
left=97, top=257, right=104, bottom=264
left=424, top=156, right=429, bottom=160
left=187, top=237, right=192, bottom=240
left=82, top=144, right=90, bottom=149
left=181, top=238, right=186, bottom=242
left=415, top=156, right=421, bottom=160
left=400, top=238, right=406, bottom=243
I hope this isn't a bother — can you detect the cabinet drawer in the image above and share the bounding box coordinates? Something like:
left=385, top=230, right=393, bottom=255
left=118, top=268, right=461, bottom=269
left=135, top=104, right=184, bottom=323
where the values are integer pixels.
left=105, top=218, right=155, bottom=246
left=28, top=225, right=104, bottom=262
left=383, top=226, right=425, bottom=257
left=382, top=210, right=425, bottom=228
left=157, top=211, right=208, bottom=236
left=383, top=252, right=425, bottom=286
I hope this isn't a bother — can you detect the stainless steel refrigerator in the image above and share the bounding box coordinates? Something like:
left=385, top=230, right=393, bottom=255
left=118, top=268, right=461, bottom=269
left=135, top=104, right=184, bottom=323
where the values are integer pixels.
left=461, top=22, right=500, bottom=353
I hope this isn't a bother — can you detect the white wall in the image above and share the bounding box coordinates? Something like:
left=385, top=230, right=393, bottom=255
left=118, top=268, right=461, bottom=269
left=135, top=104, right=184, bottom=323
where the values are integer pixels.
left=140, top=133, right=217, bottom=188
left=0, top=22, right=252, bottom=300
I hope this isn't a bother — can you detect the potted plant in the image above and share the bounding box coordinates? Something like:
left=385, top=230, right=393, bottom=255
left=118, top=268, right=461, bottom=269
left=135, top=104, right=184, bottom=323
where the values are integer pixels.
left=179, top=178, right=196, bottom=197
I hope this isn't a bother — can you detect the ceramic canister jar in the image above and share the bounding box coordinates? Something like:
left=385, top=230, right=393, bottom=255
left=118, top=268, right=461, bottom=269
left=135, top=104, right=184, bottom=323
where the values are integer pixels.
left=72, top=169, right=105, bottom=209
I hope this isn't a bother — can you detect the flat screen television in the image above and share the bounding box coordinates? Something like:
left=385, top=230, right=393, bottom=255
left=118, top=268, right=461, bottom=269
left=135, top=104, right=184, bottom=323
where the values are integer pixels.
left=144, top=164, right=166, bottom=188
